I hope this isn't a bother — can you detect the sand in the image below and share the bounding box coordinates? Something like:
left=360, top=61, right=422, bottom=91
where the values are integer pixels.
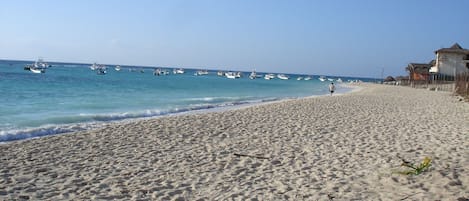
left=1, top=83, right=468, bottom=200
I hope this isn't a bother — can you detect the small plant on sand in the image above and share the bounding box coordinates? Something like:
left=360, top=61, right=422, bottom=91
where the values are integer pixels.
left=396, top=156, right=432, bottom=175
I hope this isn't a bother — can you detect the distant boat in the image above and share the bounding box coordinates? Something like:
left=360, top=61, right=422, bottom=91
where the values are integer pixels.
left=30, top=68, right=45, bottom=74
left=225, top=72, right=237, bottom=79
left=194, top=70, right=209, bottom=76
left=264, top=74, right=275, bottom=80
left=96, top=66, right=107, bottom=75
left=297, top=77, right=303, bottom=80
left=217, top=71, right=225, bottom=76
left=26, top=58, right=48, bottom=73
left=277, top=74, right=289, bottom=80
left=173, top=68, right=184, bottom=74
left=249, top=70, right=257, bottom=79
left=318, top=76, right=326, bottom=82
left=153, top=68, right=162, bottom=76
left=115, top=65, right=121, bottom=71
left=90, top=63, right=98, bottom=71
left=304, top=76, right=312, bottom=80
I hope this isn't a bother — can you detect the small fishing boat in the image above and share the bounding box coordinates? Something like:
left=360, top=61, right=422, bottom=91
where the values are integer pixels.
left=264, top=74, right=275, bottom=80
left=225, top=72, right=237, bottom=79
left=26, top=58, right=48, bottom=73
left=115, top=65, right=121, bottom=71
left=30, top=68, right=45, bottom=74
left=194, top=70, right=209, bottom=76
left=249, top=70, right=257, bottom=79
left=217, top=71, right=225, bottom=76
left=90, top=63, right=98, bottom=71
left=96, top=66, right=107, bottom=75
left=153, top=68, right=162, bottom=76
left=173, top=68, right=184, bottom=74
left=277, top=74, right=289, bottom=80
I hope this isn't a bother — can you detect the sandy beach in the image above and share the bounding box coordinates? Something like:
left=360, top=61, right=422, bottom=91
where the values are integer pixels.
left=1, top=83, right=468, bottom=200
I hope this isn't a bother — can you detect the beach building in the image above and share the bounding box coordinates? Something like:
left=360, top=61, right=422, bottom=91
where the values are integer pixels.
left=406, top=61, right=434, bottom=81
left=429, top=43, right=469, bottom=76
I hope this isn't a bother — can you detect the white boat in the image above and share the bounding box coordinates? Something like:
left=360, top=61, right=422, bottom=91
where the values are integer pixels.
left=26, top=58, right=48, bottom=73
left=96, top=66, right=107, bottom=75
left=304, top=76, right=312, bottom=80
left=194, top=70, right=209, bottom=76
left=318, top=76, right=326, bottom=82
left=115, top=65, right=121, bottom=71
left=30, top=68, right=45, bottom=74
left=264, top=74, right=275, bottom=80
left=249, top=70, right=257, bottom=79
left=225, top=72, right=237, bottom=79
left=297, top=77, right=303, bottom=80
left=235, top=72, right=243, bottom=78
left=277, top=74, right=289, bottom=80
left=217, top=71, right=225, bottom=76
left=153, top=68, right=162, bottom=76
left=173, top=68, right=184, bottom=74
left=90, top=63, right=98, bottom=71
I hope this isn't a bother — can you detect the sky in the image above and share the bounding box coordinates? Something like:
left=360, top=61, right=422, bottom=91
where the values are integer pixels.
left=1, top=0, right=469, bottom=78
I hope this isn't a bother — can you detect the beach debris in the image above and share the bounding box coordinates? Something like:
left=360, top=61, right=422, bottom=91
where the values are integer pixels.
left=396, top=156, right=432, bottom=175
left=233, top=153, right=269, bottom=160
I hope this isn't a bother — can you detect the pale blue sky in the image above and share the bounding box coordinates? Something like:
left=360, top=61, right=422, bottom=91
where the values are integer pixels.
left=1, top=0, right=468, bottom=77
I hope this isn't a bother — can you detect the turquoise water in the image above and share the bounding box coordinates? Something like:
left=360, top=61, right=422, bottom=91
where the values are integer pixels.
left=0, top=61, right=364, bottom=142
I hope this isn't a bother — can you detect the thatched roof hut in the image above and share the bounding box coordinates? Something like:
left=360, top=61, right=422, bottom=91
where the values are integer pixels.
left=384, top=76, right=395, bottom=82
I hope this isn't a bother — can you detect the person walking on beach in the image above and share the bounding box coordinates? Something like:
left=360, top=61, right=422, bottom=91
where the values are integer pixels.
left=329, top=82, right=335, bottom=96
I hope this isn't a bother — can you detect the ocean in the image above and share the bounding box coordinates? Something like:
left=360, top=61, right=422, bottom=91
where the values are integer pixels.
left=0, top=60, right=369, bottom=142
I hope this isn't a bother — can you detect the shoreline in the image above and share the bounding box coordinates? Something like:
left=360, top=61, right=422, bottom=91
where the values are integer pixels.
left=1, top=83, right=467, bottom=200
left=0, top=83, right=357, bottom=143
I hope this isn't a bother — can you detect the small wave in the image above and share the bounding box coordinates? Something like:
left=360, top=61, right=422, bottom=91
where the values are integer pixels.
left=0, top=123, right=104, bottom=142
left=0, top=97, right=286, bottom=143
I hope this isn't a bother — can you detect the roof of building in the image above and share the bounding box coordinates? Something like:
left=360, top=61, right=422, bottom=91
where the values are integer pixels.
left=435, top=43, right=469, bottom=54
left=406, top=63, right=432, bottom=74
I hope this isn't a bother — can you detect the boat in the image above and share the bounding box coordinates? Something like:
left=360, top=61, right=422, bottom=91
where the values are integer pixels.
left=90, top=63, right=99, bottom=71
left=217, top=71, right=225, bottom=76
left=235, top=72, right=243, bottom=78
left=194, top=70, right=209, bottom=76
left=249, top=70, right=257, bottom=79
left=153, top=68, right=162, bottom=76
left=96, top=66, right=107, bottom=75
left=277, top=74, right=289, bottom=80
left=26, top=59, right=48, bottom=73
left=115, top=65, right=121, bottom=71
left=297, top=77, right=303, bottom=80
left=173, top=68, right=184, bottom=74
left=30, top=68, right=45, bottom=74
left=304, top=76, right=312, bottom=80
left=225, top=72, right=237, bottom=79
left=318, top=76, right=326, bottom=82
left=264, top=74, right=275, bottom=80
left=161, top=69, right=170, bottom=75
